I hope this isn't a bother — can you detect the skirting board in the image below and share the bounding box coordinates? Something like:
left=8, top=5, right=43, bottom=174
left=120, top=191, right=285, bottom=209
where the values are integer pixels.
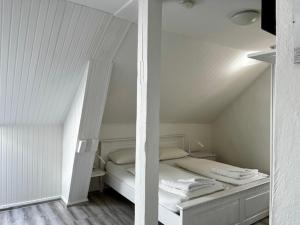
left=0, top=196, right=61, bottom=211
left=0, top=196, right=90, bottom=211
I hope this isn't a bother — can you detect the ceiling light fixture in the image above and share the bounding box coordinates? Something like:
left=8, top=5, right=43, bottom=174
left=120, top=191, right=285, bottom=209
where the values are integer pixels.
left=230, top=10, right=260, bottom=26
left=178, top=0, right=195, bottom=9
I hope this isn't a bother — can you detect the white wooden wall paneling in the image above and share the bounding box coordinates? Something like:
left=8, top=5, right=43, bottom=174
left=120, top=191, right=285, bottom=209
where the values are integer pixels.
left=36, top=2, right=80, bottom=124
left=32, top=0, right=67, bottom=123
left=135, top=0, right=162, bottom=224
left=26, top=0, right=62, bottom=122
left=66, top=0, right=129, bottom=15
left=0, top=126, right=62, bottom=209
left=42, top=4, right=85, bottom=123
left=66, top=0, right=139, bottom=23
left=20, top=0, right=48, bottom=123
left=0, top=0, right=131, bottom=125
left=11, top=0, right=31, bottom=124
left=6, top=0, right=21, bottom=126
left=0, top=0, right=13, bottom=123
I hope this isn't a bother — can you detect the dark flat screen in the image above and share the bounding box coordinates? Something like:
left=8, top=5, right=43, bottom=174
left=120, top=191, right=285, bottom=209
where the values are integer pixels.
left=261, top=0, right=276, bottom=35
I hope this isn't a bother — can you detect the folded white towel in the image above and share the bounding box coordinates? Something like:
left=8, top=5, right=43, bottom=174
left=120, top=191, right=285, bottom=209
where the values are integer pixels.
left=177, top=177, right=215, bottom=184
left=227, top=169, right=258, bottom=174
left=211, top=168, right=258, bottom=180
left=159, top=182, right=224, bottom=199
left=161, top=179, right=214, bottom=191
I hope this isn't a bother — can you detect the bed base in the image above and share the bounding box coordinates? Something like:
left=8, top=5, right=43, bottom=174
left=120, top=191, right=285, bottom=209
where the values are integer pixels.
left=105, top=172, right=269, bottom=225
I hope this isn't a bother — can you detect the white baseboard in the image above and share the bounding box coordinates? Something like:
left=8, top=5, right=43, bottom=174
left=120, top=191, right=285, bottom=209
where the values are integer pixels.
left=0, top=196, right=61, bottom=210
left=1, top=196, right=90, bottom=210
left=61, top=197, right=89, bottom=207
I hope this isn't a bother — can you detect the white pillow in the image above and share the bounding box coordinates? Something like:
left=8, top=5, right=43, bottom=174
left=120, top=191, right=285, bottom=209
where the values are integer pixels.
left=159, top=148, right=188, bottom=161
left=108, top=148, right=135, bottom=164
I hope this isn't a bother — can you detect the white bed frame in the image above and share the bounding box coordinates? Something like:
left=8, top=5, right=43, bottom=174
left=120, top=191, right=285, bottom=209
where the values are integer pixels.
left=100, top=134, right=270, bottom=225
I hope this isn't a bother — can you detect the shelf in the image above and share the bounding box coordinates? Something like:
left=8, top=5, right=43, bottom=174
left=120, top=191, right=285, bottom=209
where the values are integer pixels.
left=91, top=169, right=106, bottom=178
left=248, top=50, right=276, bottom=64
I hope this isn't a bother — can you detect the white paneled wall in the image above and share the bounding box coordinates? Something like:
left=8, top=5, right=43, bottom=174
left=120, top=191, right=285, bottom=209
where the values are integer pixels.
left=0, top=0, right=130, bottom=125
left=0, top=125, right=62, bottom=209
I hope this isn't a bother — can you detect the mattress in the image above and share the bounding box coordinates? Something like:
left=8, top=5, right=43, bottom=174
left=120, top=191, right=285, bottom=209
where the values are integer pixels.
left=105, top=157, right=231, bottom=212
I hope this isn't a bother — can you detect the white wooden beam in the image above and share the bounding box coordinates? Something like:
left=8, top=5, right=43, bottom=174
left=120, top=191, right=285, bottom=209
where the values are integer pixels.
left=135, top=0, right=162, bottom=225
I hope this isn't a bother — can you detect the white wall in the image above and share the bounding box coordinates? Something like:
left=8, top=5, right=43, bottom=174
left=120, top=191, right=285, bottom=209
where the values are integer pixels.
left=212, top=68, right=271, bottom=173
left=100, top=123, right=212, bottom=151
left=103, top=26, right=269, bottom=124
left=0, top=125, right=62, bottom=209
left=61, top=66, right=88, bottom=203
left=272, top=0, right=300, bottom=224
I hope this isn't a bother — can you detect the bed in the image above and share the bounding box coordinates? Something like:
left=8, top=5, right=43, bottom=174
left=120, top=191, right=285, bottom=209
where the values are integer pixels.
left=100, top=135, right=270, bottom=225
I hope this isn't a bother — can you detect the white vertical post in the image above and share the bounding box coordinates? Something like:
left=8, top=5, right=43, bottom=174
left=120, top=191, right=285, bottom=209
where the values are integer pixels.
left=135, top=0, right=162, bottom=225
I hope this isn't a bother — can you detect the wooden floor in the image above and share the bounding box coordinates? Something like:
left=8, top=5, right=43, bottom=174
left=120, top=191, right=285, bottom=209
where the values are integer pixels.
left=0, top=189, right=268, bottom=225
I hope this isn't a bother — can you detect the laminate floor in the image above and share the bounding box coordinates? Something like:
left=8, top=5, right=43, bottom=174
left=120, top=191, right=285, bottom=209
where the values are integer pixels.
left=0, top=189, right=269, bottom=225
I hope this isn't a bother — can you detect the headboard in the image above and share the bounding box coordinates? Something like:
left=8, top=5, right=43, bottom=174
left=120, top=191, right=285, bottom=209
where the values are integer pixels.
left=100, top=134, right=185, bottom=163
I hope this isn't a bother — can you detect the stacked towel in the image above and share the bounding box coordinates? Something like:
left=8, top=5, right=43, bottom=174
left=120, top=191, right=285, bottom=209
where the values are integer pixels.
left=161, top=177, right=215, bottom=192
left=211, top=168, right=258, bottom=180
left=177, top=177, right=215, bottom=183
left=159, top=177, right=222, bottom=199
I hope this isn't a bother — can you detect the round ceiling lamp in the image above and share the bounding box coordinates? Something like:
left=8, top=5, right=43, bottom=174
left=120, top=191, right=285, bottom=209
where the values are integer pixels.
left=230, top=10, right=260, bottom=26
left=178, top=0, right=195, bottom=9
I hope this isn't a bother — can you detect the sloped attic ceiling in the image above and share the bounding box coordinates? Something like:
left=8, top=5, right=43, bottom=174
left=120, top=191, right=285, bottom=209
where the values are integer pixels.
left=66, top=0, right=274, bottom=124
left=68, top=0, right=275, bottom=51
left=0, top=0, right=129, bottom=125
left=0, top=0, right=273, bottom=125
left=102, top=26, right=270, bottom=123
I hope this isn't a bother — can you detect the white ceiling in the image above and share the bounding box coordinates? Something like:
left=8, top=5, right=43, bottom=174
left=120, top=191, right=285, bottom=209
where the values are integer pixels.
left=103, top=26, right=270, bottom=123
left=0, top=0, right=130, bottom=125
left=67, top=0, right=275, bottom=51
left=162, top=0, right=275, bottom=51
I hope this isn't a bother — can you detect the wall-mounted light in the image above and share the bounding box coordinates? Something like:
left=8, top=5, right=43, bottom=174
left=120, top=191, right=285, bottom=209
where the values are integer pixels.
left=77, top=139, right=99, bottom=154
left=77, top=140, right=87, bottom=154
left=188, top=138, right=205, bottom=154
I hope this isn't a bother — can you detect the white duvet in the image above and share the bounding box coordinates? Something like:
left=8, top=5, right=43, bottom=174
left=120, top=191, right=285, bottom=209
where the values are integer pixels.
left=175, top=158, right=268, bottom=186
left=128, top=163, right=224, bottom=199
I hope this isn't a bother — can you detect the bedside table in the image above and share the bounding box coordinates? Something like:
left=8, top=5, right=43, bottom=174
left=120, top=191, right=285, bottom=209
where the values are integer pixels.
left=91, top=169, right=106, bottom=192
left=189, top=152, right=217, bottom=161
